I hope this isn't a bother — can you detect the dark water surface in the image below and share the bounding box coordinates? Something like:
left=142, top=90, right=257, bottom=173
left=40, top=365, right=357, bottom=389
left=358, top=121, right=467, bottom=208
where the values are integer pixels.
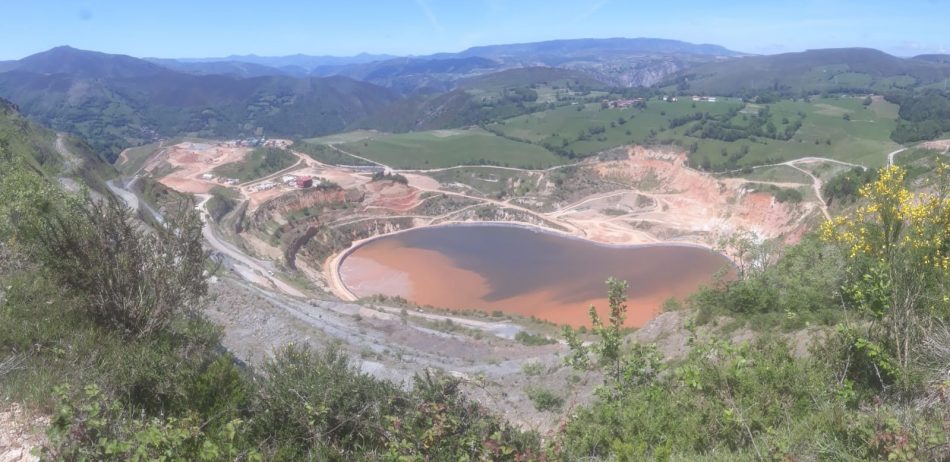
left=340, top=225, right=734, bottom=326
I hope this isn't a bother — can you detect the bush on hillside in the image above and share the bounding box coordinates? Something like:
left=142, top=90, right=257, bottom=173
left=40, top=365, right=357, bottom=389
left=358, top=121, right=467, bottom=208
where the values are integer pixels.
left=822, top=167, right=877, bottom=206
left=249, top=344, right=403, bottom=458
left=686, top=233, right=845, bottom=331
left=822, top=164, right=950, bottom=386
left=1, top=149, right=209, bottom=339
left=43, top=384, right=255, bottom=462
left=559, top=277, right=948, bottom=460
left=15, top=194, right=207, bottom=338
left=370, top=171, right=409, bottom=184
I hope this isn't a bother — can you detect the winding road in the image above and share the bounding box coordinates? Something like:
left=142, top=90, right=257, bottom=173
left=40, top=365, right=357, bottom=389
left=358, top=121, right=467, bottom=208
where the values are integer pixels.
left=887, top=147, right=908, bottom=166
left=105, top=176, right=165, bottom=224
left=103, top=177, right=303, bottom=298
left=194, top=194, right=305, bottom=297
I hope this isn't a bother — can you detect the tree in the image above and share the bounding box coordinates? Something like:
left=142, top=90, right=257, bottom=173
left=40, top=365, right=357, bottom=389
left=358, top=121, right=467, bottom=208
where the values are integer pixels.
left=716, top=229, right=778, bottom=280
left=564, top=278, right=629, bottom=382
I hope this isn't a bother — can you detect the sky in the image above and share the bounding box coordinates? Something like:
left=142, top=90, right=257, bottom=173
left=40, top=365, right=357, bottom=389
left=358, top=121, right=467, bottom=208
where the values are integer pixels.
left=1, top=0, right=948, bottom=60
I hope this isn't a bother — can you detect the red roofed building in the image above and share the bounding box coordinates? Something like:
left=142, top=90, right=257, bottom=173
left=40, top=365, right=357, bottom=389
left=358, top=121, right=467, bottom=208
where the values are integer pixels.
left=295, top=176, right=313, bottom=188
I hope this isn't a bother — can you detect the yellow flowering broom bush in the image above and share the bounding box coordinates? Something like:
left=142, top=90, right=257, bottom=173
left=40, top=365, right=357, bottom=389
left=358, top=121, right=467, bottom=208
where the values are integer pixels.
left=821, top=163, right=950, bottom=387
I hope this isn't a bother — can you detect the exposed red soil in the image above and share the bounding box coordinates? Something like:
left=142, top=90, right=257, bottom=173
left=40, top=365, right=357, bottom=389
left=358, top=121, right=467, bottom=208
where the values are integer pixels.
left=588, top=146, right=816, bottom=245
left=363, top=181, right=422, bottom=212
left=152, top=142, right=248, bottom=194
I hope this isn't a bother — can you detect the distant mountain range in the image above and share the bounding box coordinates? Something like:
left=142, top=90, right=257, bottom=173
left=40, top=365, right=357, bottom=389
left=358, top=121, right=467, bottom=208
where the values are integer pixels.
left=171, top=52, right=398, bottom=69
left=144, top=37, right=745, bottom=91
left=1, top=38, right=949, bottom=163
left=143, top=53, right=398, bottom=79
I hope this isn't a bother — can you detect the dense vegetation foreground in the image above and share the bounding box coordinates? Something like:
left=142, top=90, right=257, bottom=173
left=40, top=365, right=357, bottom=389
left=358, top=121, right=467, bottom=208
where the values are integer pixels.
left=1, top=142, right=949, bottom=459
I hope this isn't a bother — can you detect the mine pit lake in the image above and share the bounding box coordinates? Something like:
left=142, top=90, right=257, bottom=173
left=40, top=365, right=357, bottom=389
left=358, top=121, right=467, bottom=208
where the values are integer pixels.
left=339, top=224, right=735, bottom=327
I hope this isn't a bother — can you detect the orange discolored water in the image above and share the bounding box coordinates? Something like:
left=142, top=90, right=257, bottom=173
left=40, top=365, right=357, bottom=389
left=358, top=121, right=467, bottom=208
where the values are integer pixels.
left=339, top=224, right=734, bottom=327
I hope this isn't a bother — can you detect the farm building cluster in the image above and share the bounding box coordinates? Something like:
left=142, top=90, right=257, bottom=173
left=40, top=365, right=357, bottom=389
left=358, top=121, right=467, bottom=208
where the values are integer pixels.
left=282, top=174, right=314, bottom=188
left=200, top=172, right=239, bottom=185
left=250, top=174, right=320, bottom=193
left=603, top=98, right=645, bottom=109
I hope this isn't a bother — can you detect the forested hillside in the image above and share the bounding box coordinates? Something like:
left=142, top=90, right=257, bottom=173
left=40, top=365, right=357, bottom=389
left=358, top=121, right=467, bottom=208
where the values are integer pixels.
left=0, top=97, right=113, bottom=191
left=888, top=90, right=950, bottom=143
left=669, top=48, right=950, bottom=96
left=0, top=47, right=398, bottom=162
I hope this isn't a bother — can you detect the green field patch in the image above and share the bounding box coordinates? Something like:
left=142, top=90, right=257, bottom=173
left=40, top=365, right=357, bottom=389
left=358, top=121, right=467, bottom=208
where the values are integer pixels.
left=212, top=147, right=297, bottom=182
left=813, top=103, right=852, bottom=117
left=293, top=141, right=375, bottom=166
left=896, top=147, right=942, bottom=166
left=735, top=165, right=813, bottom=184
left=427, top=167, right=538, bottom=197
left=304, top=130, right=386, bottom=145
left=688, top=97, right=899, bottom=169
left=744, top=182, right=808, bottom=203
left=491, top=99, right=741, bottom=157
left=878, top=75, right=918, bottom=90
left=868, top=97, right=900, bottom=120
left=339, top=127, right=564, bottom=169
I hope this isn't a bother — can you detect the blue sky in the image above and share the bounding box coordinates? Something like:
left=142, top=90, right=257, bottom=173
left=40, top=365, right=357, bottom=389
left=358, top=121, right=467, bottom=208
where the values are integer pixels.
left=1, top=0, right=948, bottom=60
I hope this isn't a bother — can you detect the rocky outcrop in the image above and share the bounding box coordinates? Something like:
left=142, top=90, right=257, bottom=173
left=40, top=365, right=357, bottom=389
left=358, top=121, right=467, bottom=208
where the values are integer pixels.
left=0, top=403, right=44, bottom=462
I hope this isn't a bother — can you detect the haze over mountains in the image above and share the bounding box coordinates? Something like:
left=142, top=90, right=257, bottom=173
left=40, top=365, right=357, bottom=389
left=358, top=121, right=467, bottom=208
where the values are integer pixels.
left=146, top=37, right=741, bottom=86
left=0, top=37, right=948, bottom=162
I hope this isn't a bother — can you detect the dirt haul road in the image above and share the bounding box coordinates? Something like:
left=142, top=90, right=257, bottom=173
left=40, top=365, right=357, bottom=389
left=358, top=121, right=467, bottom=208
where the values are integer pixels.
left=194, top=194, right=304, bottom=298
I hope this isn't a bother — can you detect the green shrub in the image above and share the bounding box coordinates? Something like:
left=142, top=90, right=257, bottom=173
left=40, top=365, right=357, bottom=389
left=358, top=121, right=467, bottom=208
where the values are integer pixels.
left=9, top=188, right=207, bottom=339
left=248, top=344, right=541, bottom=460
left=521, top=362, right=545, bottom=376
left=525, top=386, right=563, bottom=412
left=248, top=344, right=403, bottom=458
left=387, top=372, right=542, bottom=460
left=43, top=384, right=257, bottom=461
left=773, top=186, right=803, bottom=203
left=692, top=234, right=845, bottom=329
left=187, top=355, right=249, bottom=422
left=514, top=330, right=556, bottom=346
left=560, top=338, right=849, bottom=460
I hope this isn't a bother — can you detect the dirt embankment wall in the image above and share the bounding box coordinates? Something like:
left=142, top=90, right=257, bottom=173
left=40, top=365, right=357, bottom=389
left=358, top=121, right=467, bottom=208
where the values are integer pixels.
left=250, top=186, right=353, bottom=227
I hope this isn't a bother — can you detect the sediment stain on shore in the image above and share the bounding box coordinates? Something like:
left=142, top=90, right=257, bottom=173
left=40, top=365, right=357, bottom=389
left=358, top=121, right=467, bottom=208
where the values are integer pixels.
left=340, top=225, right=734, bottom=327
